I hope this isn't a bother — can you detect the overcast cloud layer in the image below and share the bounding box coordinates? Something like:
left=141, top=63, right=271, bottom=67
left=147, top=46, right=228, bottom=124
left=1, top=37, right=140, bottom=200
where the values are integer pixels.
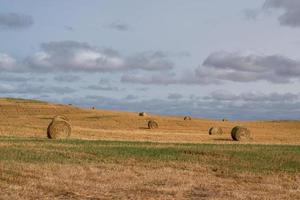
left=0, top=0, right=299, bottom=120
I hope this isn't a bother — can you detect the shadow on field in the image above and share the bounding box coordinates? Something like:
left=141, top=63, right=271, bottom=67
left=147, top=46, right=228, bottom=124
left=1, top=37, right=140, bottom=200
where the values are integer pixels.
left=213, top=138, right=232, bottom=141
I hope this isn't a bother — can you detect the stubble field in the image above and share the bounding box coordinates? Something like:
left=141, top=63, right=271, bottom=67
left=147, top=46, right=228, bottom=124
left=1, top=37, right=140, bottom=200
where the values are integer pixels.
left=0, top=98, right=299, bottom=199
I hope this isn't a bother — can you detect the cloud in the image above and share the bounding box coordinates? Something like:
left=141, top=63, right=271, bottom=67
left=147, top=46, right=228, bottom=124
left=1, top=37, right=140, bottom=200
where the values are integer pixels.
left=23, top=41, right=174, bottom=72
left=108, top=21, right=130, bottom=31
left=199, top=51, right=300, bottom=83
left=54, top=75, right=80, bottom=82
left=0, top=13, right=33, bottom=30
left=61, top=93, right=300, bottom=120
left=125, top=94, right=138, bottom=100
left=0, top=83, right=75, bottom=94
left=204, top=91, right=299, bottom=102
left=264, top=0, right=300, bottom=27
left=121, top=72, right=180, bottom=85
left=122, top=51, right=300, bottom=85
left=167, top=93, right=183, bottom=100
left=243, top=9, right=260, bottom=20
left=0, top=74, right=31, bottom=82
left=0, top=53, right=17, bottom=71
left=87, top=85, right=120, bottom=91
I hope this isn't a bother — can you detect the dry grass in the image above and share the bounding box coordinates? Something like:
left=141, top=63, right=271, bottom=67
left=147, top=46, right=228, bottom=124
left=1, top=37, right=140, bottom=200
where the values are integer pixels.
left=0, top=98, right=299, bottom=199
left=1, top=162, right=299, bottom=200
left=0, top=137, right=299, bottom=200
left=0, top=98, right=299, bottom=144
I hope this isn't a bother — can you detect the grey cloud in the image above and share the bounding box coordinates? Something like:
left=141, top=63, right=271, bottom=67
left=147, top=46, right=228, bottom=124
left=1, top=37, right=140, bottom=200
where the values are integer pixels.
left=87, top=85, right=120, bottom=91
left=61, top=94, right=300, bottom=120
left=200, top=51, right=300, bottom=83
left=122, top=51, right=300, bottom=85
left=204, top=91, right=299, bottom=103
left=108, top=21, right=130, bottom=31
left=54, top=75, right=81, bottom=82
left=0, top=13, right=33, bottom=30
left=24, top=41, right=173, bottom=72
left=125, top=94, right=138, bottom=100
left=121, top=72, right=179, bottom=85
left=0, top=83, right=75, bottom=95
left=243, top=9, right=260, bottom=20
left=0, top=74, right=31, bottom=82
left=264, top=0, right=300, bottom=27
left=65, top=26, right=75, bottom=31
left=167, top=93, right=183, bottom=100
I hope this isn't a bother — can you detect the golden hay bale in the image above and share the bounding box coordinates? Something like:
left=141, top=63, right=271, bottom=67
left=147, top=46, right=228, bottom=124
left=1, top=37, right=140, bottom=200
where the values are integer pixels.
left=139, top=112, right=147, bottom=116
left=53, top=115, right=70, bottom=122
left=184, top=116, right=192, bottom=120
left=231, top=126, right=250, bottom=141
left=148, top=120, right=158, bottom=129
left=209, top=127, right=223, bottom=135
left=47, top=120, right=71, bottom=139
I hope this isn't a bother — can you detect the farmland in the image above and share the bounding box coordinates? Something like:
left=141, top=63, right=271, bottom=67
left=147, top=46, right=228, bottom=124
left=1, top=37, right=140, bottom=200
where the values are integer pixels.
left=0, top=98, right=299, bottom=199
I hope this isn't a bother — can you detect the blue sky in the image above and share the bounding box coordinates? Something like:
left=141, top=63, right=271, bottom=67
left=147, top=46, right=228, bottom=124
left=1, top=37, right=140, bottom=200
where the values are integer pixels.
left=0, top=0, right=300, bottom=120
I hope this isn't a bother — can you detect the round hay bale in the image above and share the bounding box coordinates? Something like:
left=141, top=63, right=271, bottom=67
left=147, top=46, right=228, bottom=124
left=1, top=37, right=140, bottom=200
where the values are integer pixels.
left=231, top=126, right=250, bottom=141
left=53, top=115, right=70, bottom=122
left=222, top=118, right=229, bottom=122
left=148, top=120, right=158, bottom=129
left=209, top=127, right=223, bottom=135
left=47, top=120, right=71, bottom=139
left=91, top=106, right=95, bottom=110
left=139, top=112, right=147, bottom=117
left=184, top=116, right=192, bottom=120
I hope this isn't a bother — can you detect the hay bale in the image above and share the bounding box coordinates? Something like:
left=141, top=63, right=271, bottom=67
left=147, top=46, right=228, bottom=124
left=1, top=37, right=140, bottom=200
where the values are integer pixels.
left=47, top=119, right=71, bottom=139
left=231, top=126, right=250, bottom=141
left=91, top=106, right=95, bottom=110
left=148, top=120, right=158, bottom=129
left=222, top=118, right=229, bottom=122
left=53, top=115, right=70, bottom=122
left=139, top=112, right=147, bottom=117
left=184, top=116, right=192, bottom=120
left=209, top=127, right=223, bottom=135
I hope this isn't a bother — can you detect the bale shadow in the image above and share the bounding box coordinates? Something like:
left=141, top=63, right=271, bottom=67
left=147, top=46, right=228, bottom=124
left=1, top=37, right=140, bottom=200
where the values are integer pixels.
left=213, top=138, right=232, bottom=141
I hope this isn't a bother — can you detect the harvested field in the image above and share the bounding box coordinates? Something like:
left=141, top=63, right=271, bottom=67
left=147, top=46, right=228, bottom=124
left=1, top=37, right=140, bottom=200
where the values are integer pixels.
left=0, top=137, right=299, bottom=199
left=0, top=98, right=299, bottom=199
left=0, top=98, right=299, bottom=145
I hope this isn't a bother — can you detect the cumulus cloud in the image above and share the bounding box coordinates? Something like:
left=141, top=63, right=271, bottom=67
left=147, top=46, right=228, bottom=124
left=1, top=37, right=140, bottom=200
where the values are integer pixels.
left=122, top=51, right=300, bottom=85
left=199, top=51, right=300, bottom=83
left=0, top=13, right=33, bottom=30
left=23, top=41, right=173, bottom=72
left=264, top=0, right=300, bottom=27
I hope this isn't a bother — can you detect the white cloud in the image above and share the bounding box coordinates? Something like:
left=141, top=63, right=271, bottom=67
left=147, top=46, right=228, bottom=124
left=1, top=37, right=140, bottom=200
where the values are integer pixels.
left=0, top=53, right=17, bottom=71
